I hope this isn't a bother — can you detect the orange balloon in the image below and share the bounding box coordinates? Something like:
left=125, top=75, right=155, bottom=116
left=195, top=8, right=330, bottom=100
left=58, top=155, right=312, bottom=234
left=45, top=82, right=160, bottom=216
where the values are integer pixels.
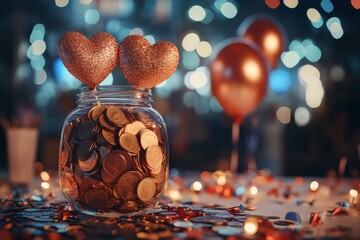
left=210, top=39, right=269, bottom=123
left=238, top=14, right=286, bottom=69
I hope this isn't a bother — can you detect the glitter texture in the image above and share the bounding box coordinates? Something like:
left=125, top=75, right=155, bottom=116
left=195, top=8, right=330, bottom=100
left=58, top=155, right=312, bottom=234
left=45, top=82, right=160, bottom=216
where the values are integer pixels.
left=58, top=32, right=118, bottom=88
left=119, top=35, right=179, bottom=89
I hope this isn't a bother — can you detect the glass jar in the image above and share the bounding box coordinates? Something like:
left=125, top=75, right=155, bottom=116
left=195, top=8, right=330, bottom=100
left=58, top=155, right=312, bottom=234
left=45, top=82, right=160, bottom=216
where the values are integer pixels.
left=59, top=86, right=168, bottom=217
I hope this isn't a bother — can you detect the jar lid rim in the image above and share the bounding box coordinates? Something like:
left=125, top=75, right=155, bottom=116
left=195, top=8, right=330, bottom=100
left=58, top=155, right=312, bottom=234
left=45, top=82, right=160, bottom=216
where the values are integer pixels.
left=79, top=85, right=151, bottom=93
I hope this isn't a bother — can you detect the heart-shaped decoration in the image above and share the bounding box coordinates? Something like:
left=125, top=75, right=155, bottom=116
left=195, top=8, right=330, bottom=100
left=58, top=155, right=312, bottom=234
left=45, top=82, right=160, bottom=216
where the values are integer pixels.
left=58, top=32, right=118, bottom=89
left=119, top=35, right=179, bottom=88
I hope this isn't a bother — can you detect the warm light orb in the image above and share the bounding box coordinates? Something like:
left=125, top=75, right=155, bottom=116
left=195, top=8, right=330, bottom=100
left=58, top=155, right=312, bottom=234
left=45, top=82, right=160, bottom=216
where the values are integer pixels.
left=217, top=175, right=227, bottom=186
left=351, top=0, right=360, bottom=9
left=55, top=0, right=69, bottom=8
left=310, top=181, right=319, bottom=191
left=192, top=181, right=203, bottom=191
left=349, top=189, right=358, bottom=198
left=168, top=189, right=181, bottom=201
left=40, top=171, right=50, bottom=182
left=250, top=186, right=258, bottom=196
left=264, top=33, right=279, bottom=54
left=41, top=182, right=50, bottom=189
left=196, top=41, right=212, bottom=58
left=276, top=106, right=291, bottom=124
left=244, top=217, right=259, bottom=235
left=182, top=33, right=200, bottom=51
left=243, top=60, right=260, bottom=82
left=188, top=5, right=206, bottom=22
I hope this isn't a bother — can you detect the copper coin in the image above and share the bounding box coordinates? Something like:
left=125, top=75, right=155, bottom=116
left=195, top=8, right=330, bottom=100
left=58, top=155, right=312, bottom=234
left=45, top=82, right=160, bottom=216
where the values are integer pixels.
left=106, top=106, right=127, bottom=127
left=101, top=129, right=117, bottom=146
left=73, top=165, right=86, bottom=184
left=76, top=120, right=96, bottom=140
left=60, top=145, right=71, bottom=169
left=124, top=121, right=146, bottom=135
left=119, top=132, right=140, bottom=154
left=145, top=145, right=163, bottom=171
left=120, top=201, right=139, bottom=213
left=139, top=129, right=158, bottom=149
left=79, top=179, right=103, bottom=193
left=76, top=139, right=95, bottom=160
left=137, top=177, right=156, bottom=202
left=101, top=150, right=130, bottom=183
left=84, top=188, right=109, bottom=209
left=98, top=115, right=117, bottom=132
left=61, top=171, right=79, bottom=200
left=63, top=121, right=74, bottom=141
left=78, top=150, right=98, bottom=172
left=113, top=171, right=142, bottom=200
left=89, top=105, right=107, bottom=122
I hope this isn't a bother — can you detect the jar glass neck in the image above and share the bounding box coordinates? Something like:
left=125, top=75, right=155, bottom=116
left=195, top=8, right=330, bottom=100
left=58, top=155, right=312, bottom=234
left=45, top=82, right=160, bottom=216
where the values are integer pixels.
left=77, top=86, right=153, bottom=107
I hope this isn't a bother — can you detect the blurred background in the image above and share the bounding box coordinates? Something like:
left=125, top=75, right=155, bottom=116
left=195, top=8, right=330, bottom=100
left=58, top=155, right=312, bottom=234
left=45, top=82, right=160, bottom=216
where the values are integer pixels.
left=0, top=0, right=359, bottom=177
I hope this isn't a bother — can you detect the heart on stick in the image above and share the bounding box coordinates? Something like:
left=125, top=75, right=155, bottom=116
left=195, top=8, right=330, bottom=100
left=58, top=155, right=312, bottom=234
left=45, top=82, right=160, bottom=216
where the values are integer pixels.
left=58, top=32, right=118, bottom=89
left=119, top=35, right=179, bottom=89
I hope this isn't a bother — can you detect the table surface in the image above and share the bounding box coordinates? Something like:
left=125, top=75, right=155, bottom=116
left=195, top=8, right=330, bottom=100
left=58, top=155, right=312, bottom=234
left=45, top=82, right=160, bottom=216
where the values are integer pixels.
left=0, top=170, right=359, bottom=239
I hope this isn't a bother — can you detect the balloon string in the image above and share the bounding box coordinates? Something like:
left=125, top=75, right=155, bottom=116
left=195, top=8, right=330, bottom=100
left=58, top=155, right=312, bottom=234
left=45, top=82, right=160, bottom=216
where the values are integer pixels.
left=91, top=87, right=101, bottom=106
left=230, top=121, right=240, bottom=173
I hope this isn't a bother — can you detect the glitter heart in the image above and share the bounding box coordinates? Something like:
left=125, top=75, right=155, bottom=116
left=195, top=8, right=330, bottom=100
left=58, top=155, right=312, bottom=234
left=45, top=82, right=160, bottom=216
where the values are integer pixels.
left=58, top=32, right=118, bottom=89
left=119, top=35, right=179, bottom=88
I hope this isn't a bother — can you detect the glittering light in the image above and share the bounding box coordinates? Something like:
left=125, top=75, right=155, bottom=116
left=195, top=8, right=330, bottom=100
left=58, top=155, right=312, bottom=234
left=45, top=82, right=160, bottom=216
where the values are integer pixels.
left=182, top=33, right=200, bottom=52
left=188, top=5, right=206, bottom=22
left=196, top=41, right=212, bottom=58
left=55, top=0, right=69, bottom=8
left=41, top=182, right=50, bottom=189
left=80, top=0, right=93, bottom=5
left=85, top=9, right=100, bottom=25
left=32, top=40, right=46, bottom=55
left=217, top=175, right=227, bottom=186
left=265, top=0, right=280, bottom=9
left=321, top=0, right=334, bottom=13
left=129, top=28, right=144, bottom=36
left=250, top=186, right=258, bottom=196
left=284, top=0, right=299, bottom=9
left=40, top=171, right=50, bottom=182
left=350, top=189, right=358, bottom=198
left=294, top=107, right=311, bottom=127
left=244, top=217, right=258, bottom=235
left=351, top=0, right=360, bottom=9
left=281, top=51, right=300, bottom=68
left=182, top=51, right=200, bottom=70
left=276, top=106, right=291, bottom=124
left=220, top=2, right=238, bottom=19
left=310, top=181, right=319, bottom=192
left=191, top=181, right=203, bottom=191
left=34, top=69, right=47, bottom=85
left=330, top=65, right=345, bottom=81
left=269, top=68, right=292, bottom=94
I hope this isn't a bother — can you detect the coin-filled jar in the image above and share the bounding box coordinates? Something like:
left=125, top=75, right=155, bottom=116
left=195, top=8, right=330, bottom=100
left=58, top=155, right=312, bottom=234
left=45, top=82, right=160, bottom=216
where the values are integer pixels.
left=59, top=86, right=168, bottom=217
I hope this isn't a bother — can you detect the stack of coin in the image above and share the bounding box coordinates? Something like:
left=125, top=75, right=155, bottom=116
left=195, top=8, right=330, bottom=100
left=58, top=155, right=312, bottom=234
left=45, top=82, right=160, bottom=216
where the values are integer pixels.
left=59, top=105, right=168, bottom=213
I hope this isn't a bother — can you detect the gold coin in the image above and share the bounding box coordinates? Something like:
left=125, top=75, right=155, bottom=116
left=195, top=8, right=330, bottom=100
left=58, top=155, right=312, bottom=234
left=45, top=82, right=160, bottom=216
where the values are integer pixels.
left=106, top=106, right=127, bottom=127
left=119, top=132, right=140, bottom=154
left=78, top=150, right=98, bottom=172
left=137, top=177, right=156, bottom=202
left=145, top=145, right=163, bottom=171
left=139, top=129, right=158, bottom=149
left=113, top=171, right=142, bottom=200
left=124, top=121, right=146, bottom=135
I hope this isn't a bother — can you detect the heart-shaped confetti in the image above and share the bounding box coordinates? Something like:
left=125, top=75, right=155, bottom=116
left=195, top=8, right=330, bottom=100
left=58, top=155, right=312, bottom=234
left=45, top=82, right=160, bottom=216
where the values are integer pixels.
left=58, top=32, right=118, bottom=89
left=119, top=35, right=179, bottom=88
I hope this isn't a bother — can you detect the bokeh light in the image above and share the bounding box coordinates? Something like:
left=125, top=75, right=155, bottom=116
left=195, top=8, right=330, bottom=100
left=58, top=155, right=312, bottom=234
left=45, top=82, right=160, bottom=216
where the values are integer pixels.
left=294, top=107, right=311, bottom=127
left=284, top=0, right=299, bottom=9
left=269, top=68, right=292, bottom=94
left=53, top=57, right=82, bottom=90
left=310, top=181, right=319, bottom=191
left=188, top=5, right=206, bottom=22
left=85, top=9, right=100, bottom=25
left=196, top=41, right=212, bottom=58
left=305, top=80, right=324, bottom=108
left=281, top=51, right=300, bottom=68
left=99, top=73, right=114, bottom=86
left=351, top=0, right=360, bottom=9
left=326, top=17, right=344, bottom=39
left=244, top=217, right=258, bottom=235
left=276, top=106, right=291, bottom=124
left=32, top=40, right=46, bottom=55
left=182, top=51, right=200, bottom=70
left=80, top=0, right=93, bottom=5
left=130, top=28, right=144, bottom=36
left=220, top=2, right=238, bottom=19
left=330, top=65, right=345, bottom=81
left=304, top=45, right=321, bottom=62
left=55, top=0, right=69, bottom=8
left=182, top=33, right=200, bottom=51
left=265, top=0, right=280, bottom=9
left=321, top=0, right=334, bottom=13
left=34, top=69, right=47, bottom=85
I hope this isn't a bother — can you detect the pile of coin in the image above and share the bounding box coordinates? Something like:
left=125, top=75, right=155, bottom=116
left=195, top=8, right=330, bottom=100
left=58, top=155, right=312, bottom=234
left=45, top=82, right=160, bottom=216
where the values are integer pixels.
left=59, top=105, right=168, bottom=214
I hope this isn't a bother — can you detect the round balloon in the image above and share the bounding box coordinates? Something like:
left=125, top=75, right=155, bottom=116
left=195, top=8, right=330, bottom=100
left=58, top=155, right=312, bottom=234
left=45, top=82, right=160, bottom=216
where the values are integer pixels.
left=210, top=39, right=269, bottom=123
left=238, top=14, right=286, bottom=69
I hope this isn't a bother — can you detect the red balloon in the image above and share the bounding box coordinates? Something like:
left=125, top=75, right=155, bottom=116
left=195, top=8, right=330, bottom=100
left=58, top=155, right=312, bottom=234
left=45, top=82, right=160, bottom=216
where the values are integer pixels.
left=210, top=39, right=269, bottom=123
left=238, top=14, right=286, bottom=69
